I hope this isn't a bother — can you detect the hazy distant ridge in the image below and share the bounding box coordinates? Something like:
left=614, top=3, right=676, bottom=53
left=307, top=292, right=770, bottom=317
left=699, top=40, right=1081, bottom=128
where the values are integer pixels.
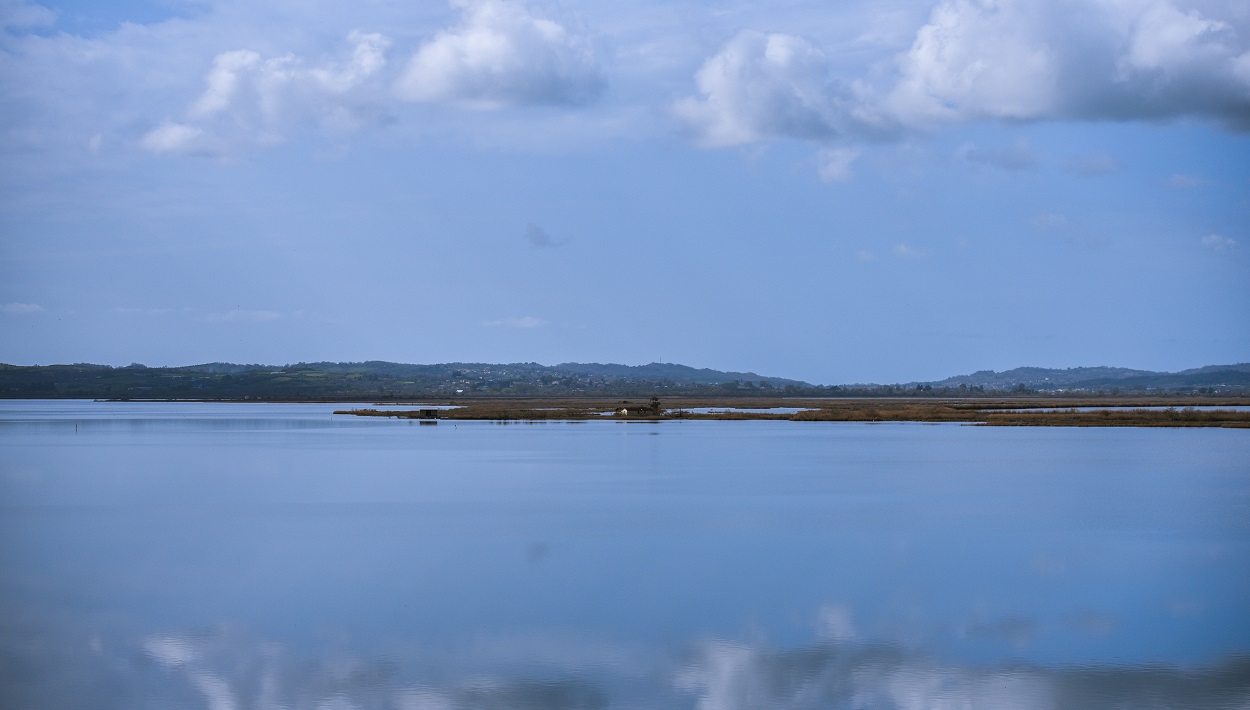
left=549, top=362, right=803, bottom=386
left=0, top=360, right=810, bottom=399
left=2, top=361, right=1247, bottom=398
left=177, top=361, right=800, bottom=384
left=929, top=364, right=1250, bottom=390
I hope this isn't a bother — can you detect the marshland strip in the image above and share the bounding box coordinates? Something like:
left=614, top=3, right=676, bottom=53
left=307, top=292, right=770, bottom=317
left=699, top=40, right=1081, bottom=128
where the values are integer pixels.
left=336, top=396, right=1250, bottom=428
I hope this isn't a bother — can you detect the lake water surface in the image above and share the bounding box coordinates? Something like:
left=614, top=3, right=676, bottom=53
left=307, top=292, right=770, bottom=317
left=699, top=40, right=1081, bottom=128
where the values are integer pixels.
left=2, top=401, right=1248, bottom=708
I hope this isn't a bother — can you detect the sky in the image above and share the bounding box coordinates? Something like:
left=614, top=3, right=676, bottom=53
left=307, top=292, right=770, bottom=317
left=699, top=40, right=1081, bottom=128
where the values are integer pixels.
left=0, top=0, right=1247, bottom=384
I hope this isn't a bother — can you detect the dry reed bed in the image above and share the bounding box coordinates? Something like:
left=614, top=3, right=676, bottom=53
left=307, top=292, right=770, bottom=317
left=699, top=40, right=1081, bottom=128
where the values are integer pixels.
left=337, top=398, right=1250, bottom=428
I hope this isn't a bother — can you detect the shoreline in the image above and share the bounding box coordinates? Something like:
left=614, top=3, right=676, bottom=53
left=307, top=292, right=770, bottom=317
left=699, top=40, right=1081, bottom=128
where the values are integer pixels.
left=5, top=396, right=1246, bottom=427
left=332, top=397, right=1250, bottom=428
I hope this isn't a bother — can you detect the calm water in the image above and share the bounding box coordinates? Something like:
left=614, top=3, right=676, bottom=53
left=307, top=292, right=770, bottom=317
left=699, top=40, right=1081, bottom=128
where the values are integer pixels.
left=2, top=401, right=1248, bottom=709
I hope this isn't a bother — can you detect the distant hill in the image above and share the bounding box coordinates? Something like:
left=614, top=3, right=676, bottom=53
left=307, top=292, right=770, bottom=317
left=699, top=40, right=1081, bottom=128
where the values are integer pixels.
left=0, top=360, right=809, bottom=399
left=183, top=361, right=804, bottom=386
left=549, top=361, right=803, bottom=386
left=928, top=364, right=1250, bottom=392
left=1, top=360, right=1246, bottom=399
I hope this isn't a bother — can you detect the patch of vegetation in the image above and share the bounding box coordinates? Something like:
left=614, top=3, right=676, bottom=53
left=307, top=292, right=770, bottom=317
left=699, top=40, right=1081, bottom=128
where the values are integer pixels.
left=334, top=397, right=1250, bottom=428
left=2, top=360, right=1247, bottom=400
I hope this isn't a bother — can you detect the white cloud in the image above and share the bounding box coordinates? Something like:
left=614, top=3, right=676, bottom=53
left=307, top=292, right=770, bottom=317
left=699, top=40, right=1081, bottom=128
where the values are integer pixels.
left=0, top=302, right=44, bottom=314
left=887, top=0, right=1250, bottom=128
left=5, top=0, right=1250, bottom=173
left=1, top=2, right=615, bottom=167
left=140, top=122, right=205, bottom=155
left=888, top=0, right=1060, bottom=126
left=1, top=0, right=54, bottom=29
left=141, top=31, right=392, bottom=156
left=1168, top=173, right=1206, bottom=187
left=310, top=30, right=391, bottom=94
left=1201, top=233, right=1236, bottom=251
left=1121, top=2, right=1229, bottom=74
left=675, top=0, right=1250, bottom=170
left=893, top=242, right=927, bottom=258
left=395, top=0, right=603, bottom=109
left=817, top=147, right=861, bottom=182
left=673, top=31, right=868, bottom=148
left=486, top=316, right=547, bottom=328
left=114, top=307, right=175, bottom=315
left=204, top=309, right=281, bottom=323
left=188, top=50, right=263, bottom=119
left=855, top=249, right=877, bottom=262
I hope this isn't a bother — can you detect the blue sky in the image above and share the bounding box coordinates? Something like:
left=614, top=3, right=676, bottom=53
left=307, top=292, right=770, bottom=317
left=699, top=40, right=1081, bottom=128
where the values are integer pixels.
left=1, top=0, right=1247, bottom=383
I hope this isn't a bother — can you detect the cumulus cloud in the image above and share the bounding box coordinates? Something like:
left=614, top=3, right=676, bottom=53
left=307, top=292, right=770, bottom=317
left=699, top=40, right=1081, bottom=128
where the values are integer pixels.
left=4, top=2, right=609, bottom=164
left=188, top=49, right=263, bottom=120
left=395, top=0, right=603, bottom=109
left=141, top=31, right=391, bottom=155
left=139, top=122, right=206, bottom=155
left=676, top=0, right=1250, bottom=168
left=0, top=302, right=44, bottom=314
left=816, top=147, right=861, bottom=182
left=12, top=0, right=1249, bottom=171
left=1123, top=3, right=1229, bottom=74
left=673, top=31, right=875, bottom=147
left=886, top=0, right=1065, bottom=126
left=1, top=0, right=55, bottom=29
left=886, top=0, right=1250, bottom=128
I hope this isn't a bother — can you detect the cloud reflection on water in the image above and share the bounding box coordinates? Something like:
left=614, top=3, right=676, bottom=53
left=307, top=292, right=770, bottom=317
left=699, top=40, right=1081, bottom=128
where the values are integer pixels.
left=4, top=408, right=1249, bottom=708
left=5, top=620, right=1248, bottom=708
left=677, top=640, right=1250, bottom=710
left=61, top=626, right=1235, bottom=710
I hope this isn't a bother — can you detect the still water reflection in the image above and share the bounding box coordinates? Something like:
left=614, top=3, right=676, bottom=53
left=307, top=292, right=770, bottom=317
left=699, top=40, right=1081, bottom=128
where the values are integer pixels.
left=1, top=401, right=1248, bottom=708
